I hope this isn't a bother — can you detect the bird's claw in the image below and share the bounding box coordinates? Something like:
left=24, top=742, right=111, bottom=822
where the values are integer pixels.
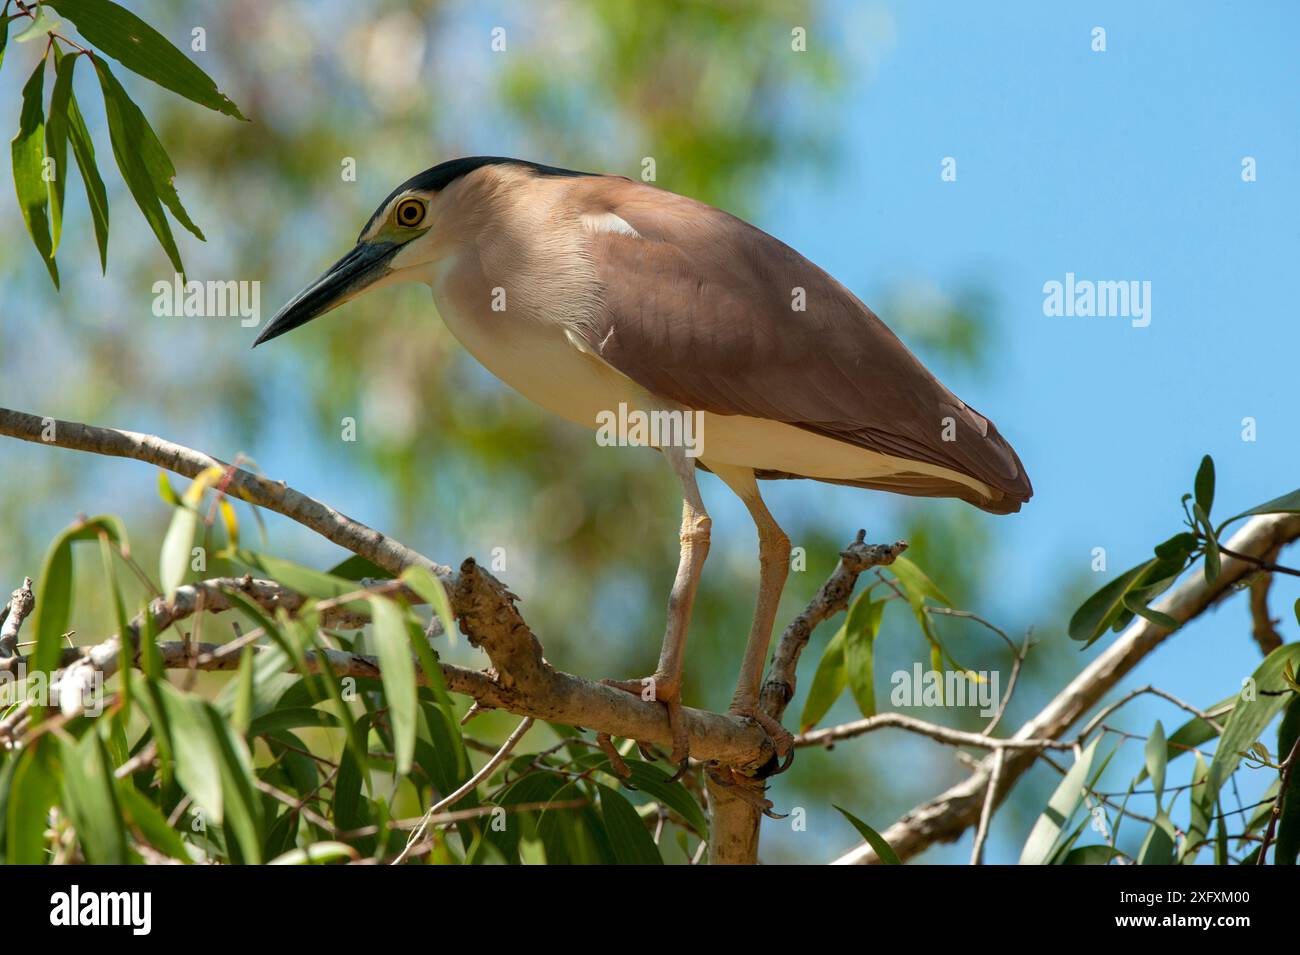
left=707, top=764, right=787, bottom=819
left=733, top=705, right=795, bottom=778
left=596, top=674, right=690, bottom=780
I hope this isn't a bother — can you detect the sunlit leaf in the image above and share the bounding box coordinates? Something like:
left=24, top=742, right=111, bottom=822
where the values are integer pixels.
left=31, top=515, right=128, bottom=675
left=1144, top=720, right=1167, bottom=811
left=1203, top=644, right=1300, bottom=811
left=269, top=842, right=359, bottom=865
left=369, top=595, right=417, bottom=775
left=13, top=6, right=60, bottom=43
left=833, top=804, right=901, bottom=864
left=401, top=564, right=458, bottom=647
left=6, top=738, right=61, bottom=863
left=47, top=0, right=246, bottom=118
left=1020, top=738, right=1100, bottom=864
left=11, top=54, right=59, bottom=287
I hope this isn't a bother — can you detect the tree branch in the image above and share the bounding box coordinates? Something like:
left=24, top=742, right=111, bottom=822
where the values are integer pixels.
left=832, top=512, right=1300, bottom=864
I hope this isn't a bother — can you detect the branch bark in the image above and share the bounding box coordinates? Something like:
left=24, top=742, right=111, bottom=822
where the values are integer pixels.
left=831, top=512, right=1300, bottom=864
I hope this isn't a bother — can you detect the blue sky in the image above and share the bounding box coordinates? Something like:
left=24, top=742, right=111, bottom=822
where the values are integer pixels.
left=740, top=0, right=1300, bottom=859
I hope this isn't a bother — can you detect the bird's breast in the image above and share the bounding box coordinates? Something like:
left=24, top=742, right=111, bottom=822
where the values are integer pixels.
left=428, top=263, right=647, bottom=431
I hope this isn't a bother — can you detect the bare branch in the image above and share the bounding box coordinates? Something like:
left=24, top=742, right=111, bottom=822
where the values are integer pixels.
left=0, top=577, right=35, bottom=658
left=832, top=512, right=1300, bottom=864
left=796, top=712, right=1072, bottom=752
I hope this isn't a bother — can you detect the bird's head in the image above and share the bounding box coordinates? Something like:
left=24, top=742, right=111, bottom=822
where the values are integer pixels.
left=251, top=173, right=445, bottom=347
left=254, top=157, right=591, bottom=347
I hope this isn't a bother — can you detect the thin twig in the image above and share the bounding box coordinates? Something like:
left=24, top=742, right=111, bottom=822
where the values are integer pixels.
left=392, top=717, right=535, bottom=865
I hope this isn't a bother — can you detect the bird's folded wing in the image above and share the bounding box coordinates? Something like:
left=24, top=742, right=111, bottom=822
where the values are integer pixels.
left=568, top=180, right=1032, bottom=511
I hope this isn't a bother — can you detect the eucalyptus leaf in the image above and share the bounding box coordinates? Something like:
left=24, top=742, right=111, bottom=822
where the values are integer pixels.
left=47, top=0, right=246, bottom=118
left=11, top=55, right=59, bottom=287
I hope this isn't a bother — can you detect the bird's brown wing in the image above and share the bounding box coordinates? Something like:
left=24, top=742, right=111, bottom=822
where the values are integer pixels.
left=568, top=179, right=1032, bottom=514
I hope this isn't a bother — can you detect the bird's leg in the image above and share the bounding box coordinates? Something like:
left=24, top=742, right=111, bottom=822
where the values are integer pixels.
left=715, top=466, right=794, bottom=776
left=597, top=448, right=709, bottom=779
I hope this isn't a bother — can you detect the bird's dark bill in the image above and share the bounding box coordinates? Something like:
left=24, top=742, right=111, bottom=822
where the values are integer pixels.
left=253, top=241, right=399, bottom=346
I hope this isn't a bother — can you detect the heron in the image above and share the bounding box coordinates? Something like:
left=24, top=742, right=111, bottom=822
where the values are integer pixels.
left=254, top=156, right=1032, bottom=793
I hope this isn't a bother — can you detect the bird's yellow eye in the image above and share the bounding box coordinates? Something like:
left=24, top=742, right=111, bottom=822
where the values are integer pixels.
left=394, top=197, right=426, bottom=228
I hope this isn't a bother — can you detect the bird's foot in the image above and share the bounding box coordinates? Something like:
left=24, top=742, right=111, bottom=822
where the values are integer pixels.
left=706, top=764, right=786, bottom=819
left=595, top=673, right=689, bottom=781
left=731, top=703, right=795, bottom=778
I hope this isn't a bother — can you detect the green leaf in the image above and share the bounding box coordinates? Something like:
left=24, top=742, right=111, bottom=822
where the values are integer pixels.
left=45, top=51, right=77, bottom=255
left=13, top=5, right=60, bottom=43
left=116, top=780, right=192, bottom=862
left=1193, top=502, right=1220, bottom=583
left=1019, top=738, right=1100, bottom=864
left=47, top=0, right=245, bottom=118
left=1273, top=697, right=1300, bottom=865
left=31, top=515, right=128, bottom=675
left=369, top=595, right=417, bottom=775
left=60, top=732, right=127, bottom=864
left=1062, top=844, right=1122, bottom=865
left=1153, top=531, right=1198, bottom=561
left=60, top=56, right=110, bottom=271
left=1181, top=751, right=1210, bottom=864
left=327, top=554, right=389, bottom=581
left=596, top=784, right=662, bottom=864
left=1136, top=813, right=1177, bottom=865
left=156, top=683, right=224, bottom=824
left=234, top=550, right=364, bottom=603
left=401, top=564, right=458, bottom=647
left=93, top=57, right=190, bottom=273
left=1144, top=720, right=1167, bottom=811
left=833, top=804, right=901, bottom=864
left=1121, top=592, right=1179, bottom=631
left=6, top=738, right=61, bottom=864
left=247, top=707, right=338, bottom=737
left=1137, top=695, right=1232, bottom=782
left=159, top=503, right=198, bottom=600
left=1193, top=455, right=1215, bottom=518
left=1069, top=558, right=1188, bottom=647
left=844, top=595, right=886, bottom=717
left=799, top=625, right=847, bottom=732
left=11, top=54, right=59, bottom=287
left=889, top=554, right=950, bottom=646
left=1221, top=488, right=1300, bottom=530
left=1070, top=561, right=1150, bottom=644
left=619, top=759, right=709, bottom=837
left=1203, top=644, right=1300, bottom=810
left=269, top=842, right=358, bottom=865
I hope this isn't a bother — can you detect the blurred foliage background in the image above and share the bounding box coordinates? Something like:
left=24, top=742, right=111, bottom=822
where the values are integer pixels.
left=0, top=0, right=1194, bottom=863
